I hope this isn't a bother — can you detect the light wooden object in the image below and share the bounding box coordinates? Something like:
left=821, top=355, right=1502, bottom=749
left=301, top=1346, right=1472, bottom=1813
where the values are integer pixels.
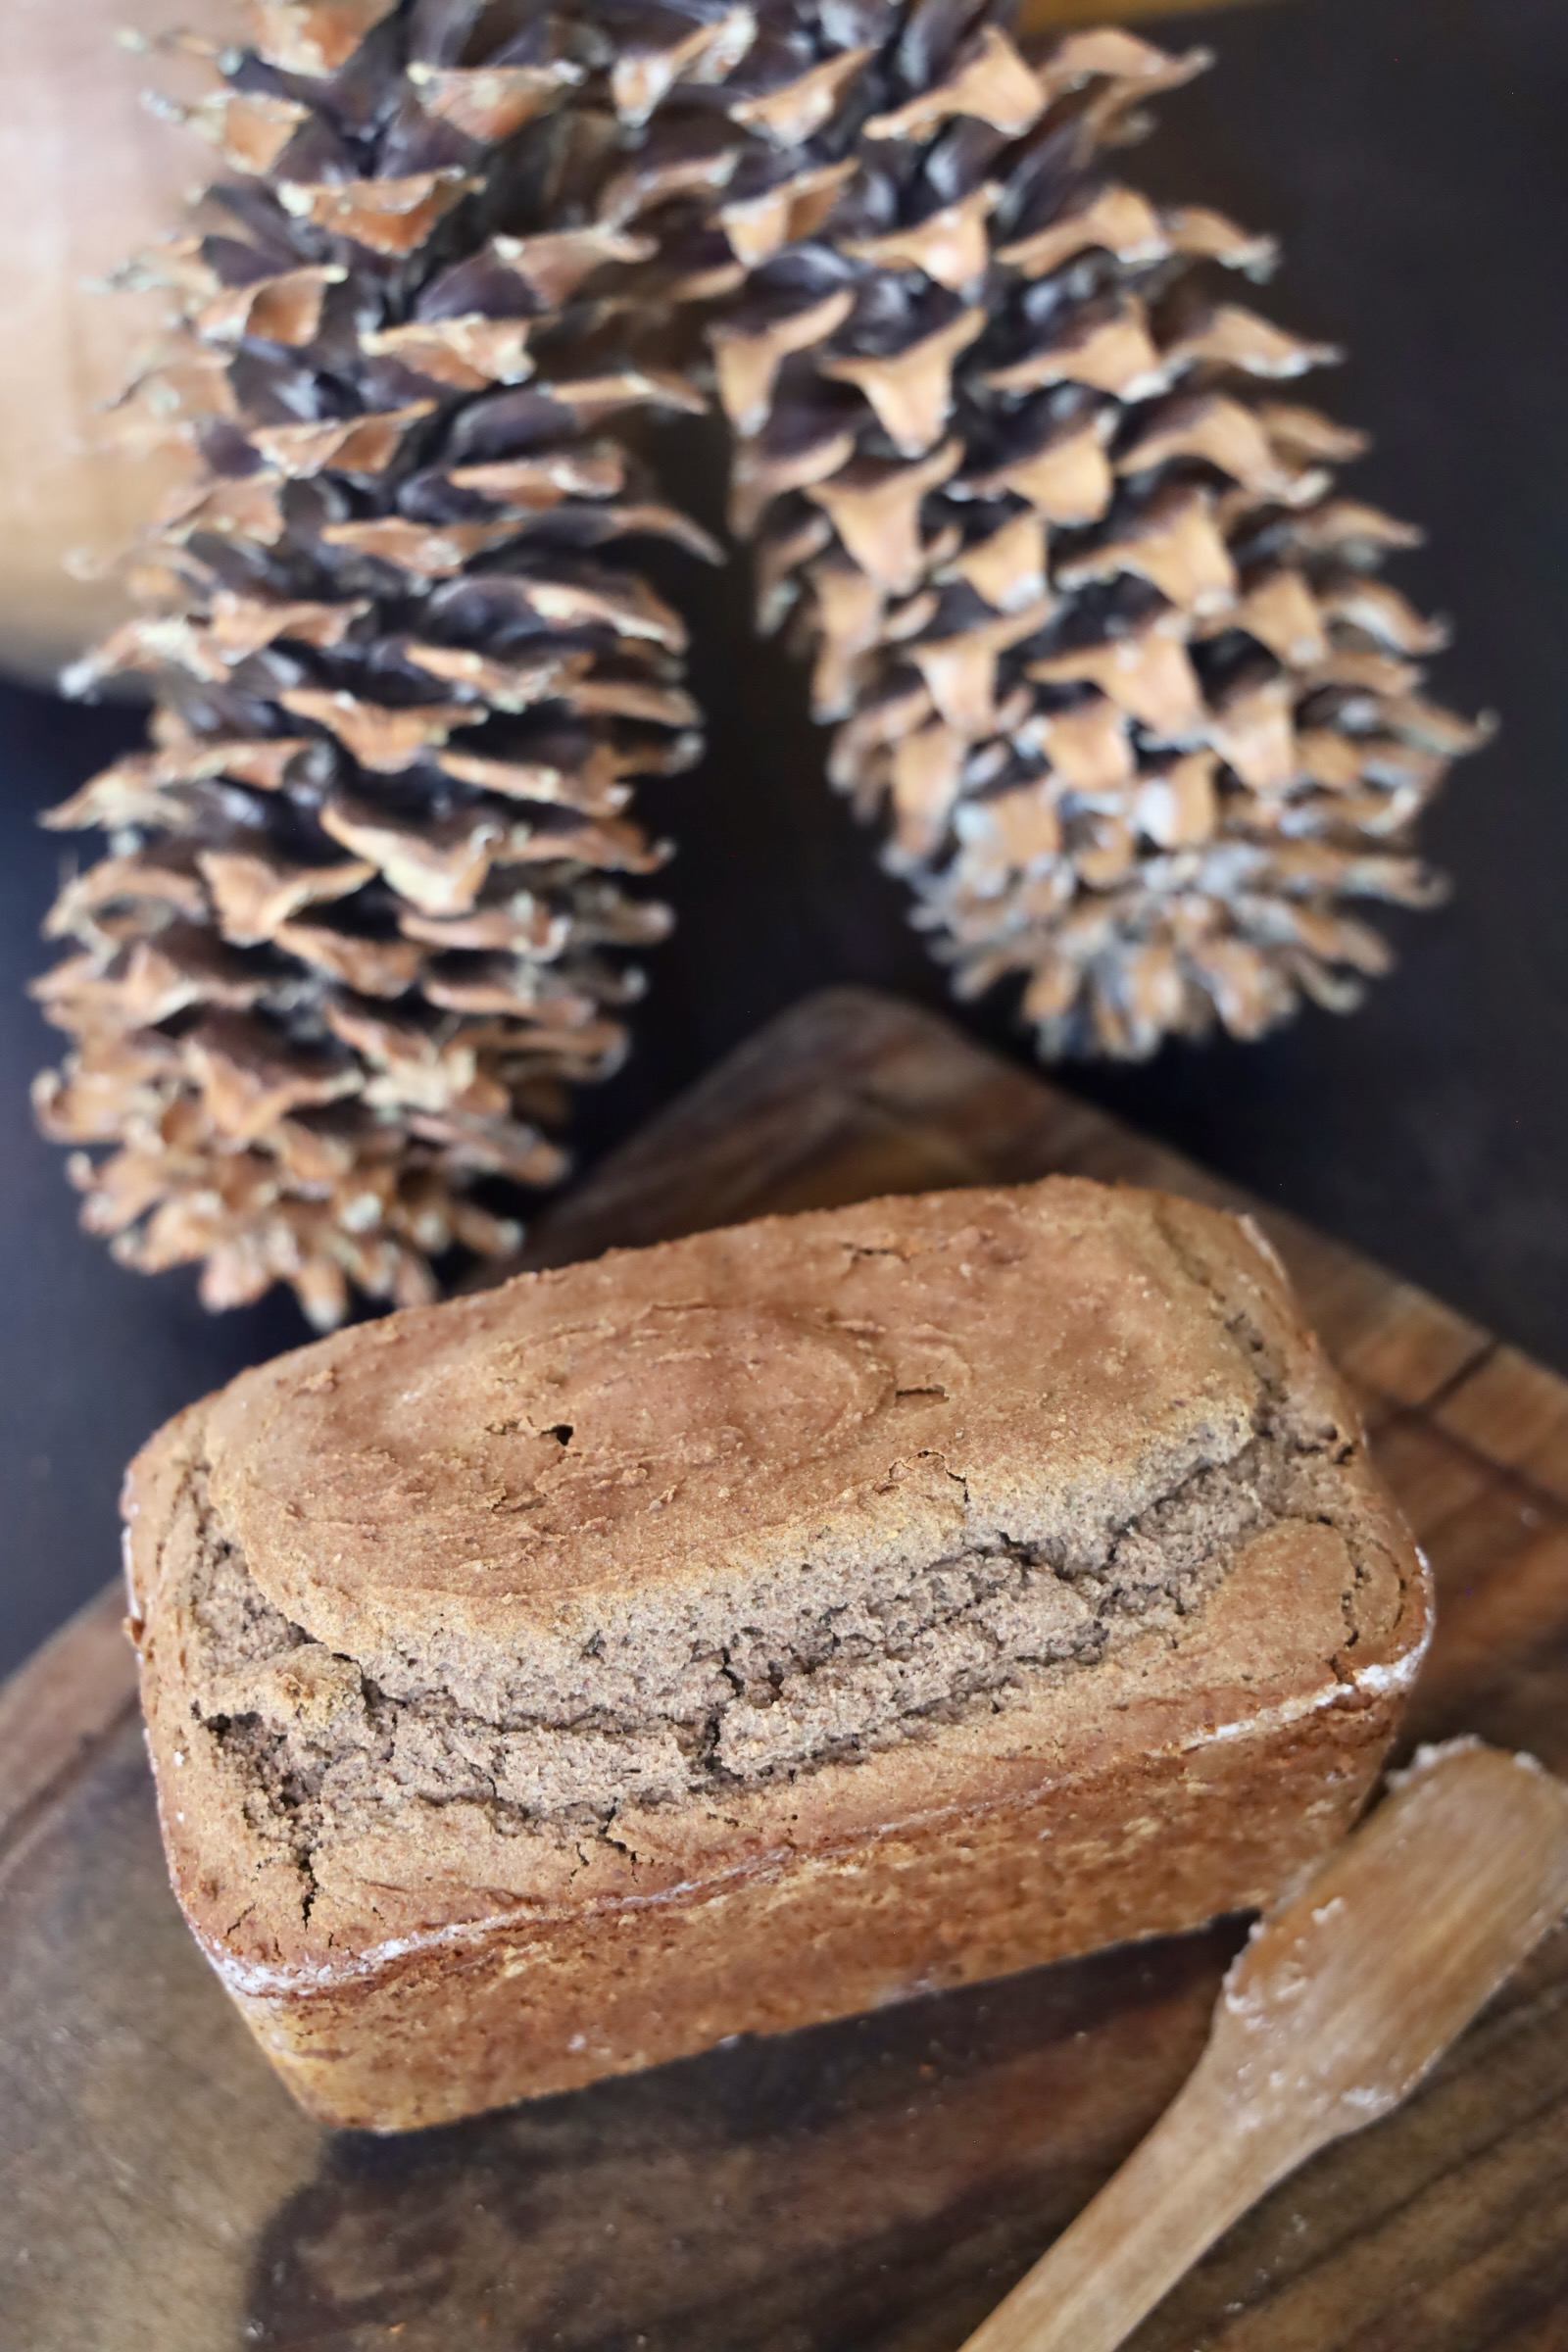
left=6, top=990, right=1568, bottom=2351
left=959, top=1741, right=1568, bottom=2352
left=0, top=0, right=241, bottom=683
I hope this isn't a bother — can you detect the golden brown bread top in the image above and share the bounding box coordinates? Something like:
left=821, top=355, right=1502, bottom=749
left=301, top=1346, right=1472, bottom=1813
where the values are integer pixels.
left=122, top=1179, right=1430, bottom=1982
left=200, top=1181, right=1268, bottom=1677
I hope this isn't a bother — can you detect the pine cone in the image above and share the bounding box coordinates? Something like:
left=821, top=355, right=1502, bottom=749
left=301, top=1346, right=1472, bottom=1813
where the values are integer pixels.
left=35, top=3, right=1495, bottom=1325
left=646, top=5, right=1493, bottom=1056
left=34, top=0, right=722, bottom=1328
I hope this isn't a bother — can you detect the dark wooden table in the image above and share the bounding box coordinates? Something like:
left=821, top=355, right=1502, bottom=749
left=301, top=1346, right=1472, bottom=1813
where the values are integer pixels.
left=6, top=988, right=1568, bottom=2351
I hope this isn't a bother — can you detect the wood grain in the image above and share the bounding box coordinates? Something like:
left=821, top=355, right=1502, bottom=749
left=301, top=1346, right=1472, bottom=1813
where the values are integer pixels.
left=0, top=1580, right=135, bottom=1861
left=4, top=988, right=1566, bottom=2352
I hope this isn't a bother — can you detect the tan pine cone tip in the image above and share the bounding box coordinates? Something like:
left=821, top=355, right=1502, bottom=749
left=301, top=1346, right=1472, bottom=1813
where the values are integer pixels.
left=35, top=0, right=1492, bottom=1323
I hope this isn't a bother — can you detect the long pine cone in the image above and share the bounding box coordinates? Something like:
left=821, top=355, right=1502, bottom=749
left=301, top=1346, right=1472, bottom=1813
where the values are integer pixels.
left=34, top=0, right=719, bottom=1328
left=635, top=0, right=1492, bottom=1055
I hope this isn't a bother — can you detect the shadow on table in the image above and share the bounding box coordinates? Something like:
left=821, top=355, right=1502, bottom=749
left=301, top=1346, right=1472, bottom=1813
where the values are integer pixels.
left=243, top=1923, right=1238, bottom=2352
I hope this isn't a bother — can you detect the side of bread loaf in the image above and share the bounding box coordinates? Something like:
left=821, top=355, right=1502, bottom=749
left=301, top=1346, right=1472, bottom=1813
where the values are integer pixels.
left=124, top=1181, right=1429, bottom=2130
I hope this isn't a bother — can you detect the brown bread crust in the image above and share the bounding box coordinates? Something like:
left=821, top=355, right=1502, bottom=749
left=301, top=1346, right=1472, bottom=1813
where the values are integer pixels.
left=123, top=1180, right=1428, bottom=2130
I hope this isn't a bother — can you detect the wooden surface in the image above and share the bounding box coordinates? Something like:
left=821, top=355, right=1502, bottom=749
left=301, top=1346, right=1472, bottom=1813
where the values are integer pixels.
left=5, top=987, right=1568, bottom=2352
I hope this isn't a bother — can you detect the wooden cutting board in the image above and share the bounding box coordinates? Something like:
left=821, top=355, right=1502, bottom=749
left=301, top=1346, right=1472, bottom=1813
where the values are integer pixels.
left=5, top=988, right=1567, bottom=2352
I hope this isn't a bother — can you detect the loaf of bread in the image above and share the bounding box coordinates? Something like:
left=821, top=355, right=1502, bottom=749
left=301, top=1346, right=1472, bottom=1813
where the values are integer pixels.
left=124, top=1179, right=1428, bottom=2131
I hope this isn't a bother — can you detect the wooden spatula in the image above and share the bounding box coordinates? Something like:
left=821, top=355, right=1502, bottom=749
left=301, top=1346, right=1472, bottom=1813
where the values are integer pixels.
left=959, top=1739, right=1568, bottom=2352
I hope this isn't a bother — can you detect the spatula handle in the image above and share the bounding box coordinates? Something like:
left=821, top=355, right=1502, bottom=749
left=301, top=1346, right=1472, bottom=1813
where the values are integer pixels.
left=958, top=2067, right=1301, bottom=2352
left=961, top=1744, right=1568, bottom=2352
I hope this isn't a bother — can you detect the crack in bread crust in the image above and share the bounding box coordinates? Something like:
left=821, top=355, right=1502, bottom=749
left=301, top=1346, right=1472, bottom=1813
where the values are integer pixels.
left=181, top=1383, right=1358, bottom=1893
